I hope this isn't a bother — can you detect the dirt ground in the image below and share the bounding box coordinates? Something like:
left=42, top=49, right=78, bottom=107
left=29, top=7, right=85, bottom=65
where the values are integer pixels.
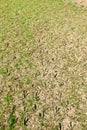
left=74, top=0, right=87, bottom=6
left=0, top=0, right=87, bottom=130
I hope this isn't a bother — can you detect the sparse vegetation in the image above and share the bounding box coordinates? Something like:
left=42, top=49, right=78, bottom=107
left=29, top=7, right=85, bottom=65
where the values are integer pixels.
left=0, top=0, right=87, bottom=130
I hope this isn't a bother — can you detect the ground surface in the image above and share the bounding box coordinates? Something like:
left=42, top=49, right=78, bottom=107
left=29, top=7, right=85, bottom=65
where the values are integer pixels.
left=0, top=0, right=87, bottom=130
left=74, top=0, right=87, bottom=6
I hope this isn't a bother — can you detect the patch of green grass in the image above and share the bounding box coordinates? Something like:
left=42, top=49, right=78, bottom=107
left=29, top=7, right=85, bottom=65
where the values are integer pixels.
left=0, top=69, right=7, bottom=75
left=5, top=92, right=13, bottom=103
left=8, top=105, right=17, bottom=130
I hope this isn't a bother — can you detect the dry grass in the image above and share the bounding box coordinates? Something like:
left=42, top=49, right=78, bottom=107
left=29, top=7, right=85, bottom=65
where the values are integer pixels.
left=0, top=0, right=87, bottom=130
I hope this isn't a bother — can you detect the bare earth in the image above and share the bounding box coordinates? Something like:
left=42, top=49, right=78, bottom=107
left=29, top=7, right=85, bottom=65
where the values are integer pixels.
left=0, top=0, right=87, bottom=130
left=74, top=0, right=87, bottom=6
